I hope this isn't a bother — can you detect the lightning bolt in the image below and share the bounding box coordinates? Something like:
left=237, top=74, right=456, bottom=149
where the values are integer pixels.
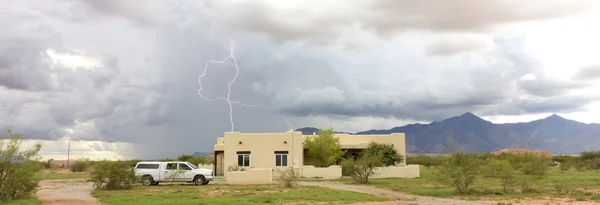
left=284, top=117, right=293, bottom=131
left=198, top=38, right=259, bottom=132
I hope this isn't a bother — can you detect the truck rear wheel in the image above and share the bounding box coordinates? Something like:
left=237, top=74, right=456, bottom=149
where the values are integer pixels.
left=141, top=175, right=154, bottom=186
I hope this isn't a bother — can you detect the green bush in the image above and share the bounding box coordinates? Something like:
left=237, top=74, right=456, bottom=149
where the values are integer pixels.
left=71, top=160, right=90, bottom=172
left=0, top=127, right=43, bottom=202
left=362, top=142, right=403, bottom=166
left=434, top=152, right=481, bottom=195
left=407, top=155, right=442, bottom=168
left=341, top=152, right=384, bottom=184
left=276, top=167, right=298, bottom=188
left=88, top=161, right=138, bottom=190
left=304, top=129, right=345, bottom=167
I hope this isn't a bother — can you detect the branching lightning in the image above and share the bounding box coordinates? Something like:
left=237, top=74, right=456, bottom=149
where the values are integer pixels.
left=198, top=39, right=259, bottom=132
left=284, top=117, right=293, bottom=131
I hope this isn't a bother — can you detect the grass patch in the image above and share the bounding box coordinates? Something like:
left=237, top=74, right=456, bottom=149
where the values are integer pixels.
left=334, top=165, right=600, bottom=200
left=2, top=197, right=40, bottom=205
left=34, top=171, right=89, bottom=180
left=93, top=184, right=388, bottom=205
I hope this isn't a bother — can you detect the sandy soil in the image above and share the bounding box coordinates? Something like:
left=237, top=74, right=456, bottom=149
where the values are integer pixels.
left=299, top=181, right=489, bottom=205
left=36, top=179, right=101, bottom=205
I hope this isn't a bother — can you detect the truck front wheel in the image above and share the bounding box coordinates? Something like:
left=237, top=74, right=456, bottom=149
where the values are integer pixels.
left=193, top=175, right=206, bottom=185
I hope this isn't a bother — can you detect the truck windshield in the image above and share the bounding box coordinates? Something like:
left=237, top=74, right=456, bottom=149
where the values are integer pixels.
left=186, top=162, right=198, bottom=169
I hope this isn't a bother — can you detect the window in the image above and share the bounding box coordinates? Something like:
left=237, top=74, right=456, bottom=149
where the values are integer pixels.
left=166, top=163, right=177, bottom=170
left=178, top=163, right=192, bottom=170
left=136, top=163, right=159, bottom=169
left=275, top=151, right=288, bottom=166
left=237, top=151, right=250, bottom=167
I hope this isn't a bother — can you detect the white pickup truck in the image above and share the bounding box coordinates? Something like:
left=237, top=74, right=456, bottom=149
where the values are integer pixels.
left=134, top=161, right=214, bottom=186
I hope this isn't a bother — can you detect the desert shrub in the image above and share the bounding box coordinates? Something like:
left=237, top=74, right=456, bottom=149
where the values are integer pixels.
left=304, top=129, right=345, bottom=167
left=89, top=161, right=138, bottom=190
left=518, top=174, right=538, bottom=193
left=71, top=160, right=90, bottom=172
left=520, top=160, right=548, bottom=179
left=187, top=156, right=207, bottom=166
left=341, top=152, right=384, bottom=184
left=41, top=158, right=54, bottom=169
left=0, top=127, right=43, bottom=202
left=228, top=165, right=248, bottom=171
left=362, top=142, right=403, bottom=166
left=494, top=160, right=518, bottom=192
left=481, top=159, right=505, bottom=177
left=177, top=154, right=194, bottom=162
left=124, top=159, right=142, bottom=168
left=434, top=152, right=481, bottom=195
left=276, top=167, right=298, bottom=188
left=560, top=160, right=573, bottom=171
left=407, top=155, right=442, bottom=168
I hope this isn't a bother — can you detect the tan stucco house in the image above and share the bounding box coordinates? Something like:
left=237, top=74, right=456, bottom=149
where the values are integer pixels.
left=208, top=131, right=419, bottom=184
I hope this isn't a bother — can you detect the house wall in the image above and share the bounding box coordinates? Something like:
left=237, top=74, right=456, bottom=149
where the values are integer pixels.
left=303, top=133, right=407, bottom=166
left=302, top=165, right=342, bottom=179
left=222, top=131, right=304, bottom=176
left=225, top=168, right=273, bottom=185
left=372, top=165, right=420, bottom=178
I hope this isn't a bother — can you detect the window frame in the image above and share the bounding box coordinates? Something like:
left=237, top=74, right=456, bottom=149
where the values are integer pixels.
left=274, top=151, right=289, bottom=167
left=236, top=151, right=251, bottom=167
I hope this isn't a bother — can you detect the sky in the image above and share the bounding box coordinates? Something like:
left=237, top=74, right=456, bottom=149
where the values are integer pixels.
left=2, top=0, right=600, bottom=160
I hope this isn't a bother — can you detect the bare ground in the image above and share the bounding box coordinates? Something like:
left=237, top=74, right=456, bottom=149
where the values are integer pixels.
left=36, top=179, right=101, bottom=205
left=299, top=181, right=490, bottom=205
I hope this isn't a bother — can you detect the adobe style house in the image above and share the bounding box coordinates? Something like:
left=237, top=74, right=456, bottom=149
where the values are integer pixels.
left=491, top=148, right=552, bottom=158
left=210, top=131, right=419, bottom=184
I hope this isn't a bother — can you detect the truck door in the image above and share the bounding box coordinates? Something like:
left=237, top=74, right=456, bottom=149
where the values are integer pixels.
left=178, top=163, right=195, bottom=181
left=162, top=163, right=179, bottom=182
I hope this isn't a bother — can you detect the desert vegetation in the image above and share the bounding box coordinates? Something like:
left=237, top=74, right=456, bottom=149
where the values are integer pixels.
left=335, top=151, right=600, bottom=202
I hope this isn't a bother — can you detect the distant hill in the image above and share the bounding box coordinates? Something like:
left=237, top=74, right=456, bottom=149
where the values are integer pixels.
left=296, top=112, right=600, bottom=154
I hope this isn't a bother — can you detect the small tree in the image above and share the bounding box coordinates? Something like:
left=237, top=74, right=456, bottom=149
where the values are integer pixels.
left=304, top=129, right=345, bottom=167
left=434, top=152, right=481, bottom=195
left=494, top=160, right=518, bottom=193
left=177, top=154, right=194, bottom=162
left=187, top=156, right=207, bottom=166
left=71, top=160, right=90, bottom=172
left=341, top=152, right=384, bottom=184
left=88, top=161, right=138, bottom=190
left=276, top=167, right=298, bottom=188
left=362, top=142, right=403, bottom=166
left=0, top=127, right=43, bottom=202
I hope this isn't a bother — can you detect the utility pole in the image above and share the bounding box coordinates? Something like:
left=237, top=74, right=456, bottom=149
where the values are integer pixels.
left=450, top=126, right=454, bottom=153
left=67, top=137, right=71, bottom=169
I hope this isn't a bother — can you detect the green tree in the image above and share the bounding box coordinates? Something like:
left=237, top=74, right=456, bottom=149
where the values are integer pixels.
left=187, top=156, right=207, bottom=166
left=494, top=160, right=518, bottom=192
left=71, top=160, right=90, bottom=172
left=340, top=152, right=384, bottom=184
left=433, top=152, right=481, bottom=195
left=88, top=161, right=138, bottom=190
left=304, top=129, right=345, bottom=167
left=177, top=154, right=194, bottom=162
left=362, top=142, right=403, bottom=166
left=0, top=126, right=43, bottom=202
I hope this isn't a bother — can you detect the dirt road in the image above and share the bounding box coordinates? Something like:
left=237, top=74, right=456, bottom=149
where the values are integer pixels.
left=36, top=179, right=101, bottom=205
left=299, top=181, right=490, bottom=205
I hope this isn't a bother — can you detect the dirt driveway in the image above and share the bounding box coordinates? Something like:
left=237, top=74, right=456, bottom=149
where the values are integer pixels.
left=36, top=179, right=101, bottom=205
left=299, top=181, right=490, bottom=205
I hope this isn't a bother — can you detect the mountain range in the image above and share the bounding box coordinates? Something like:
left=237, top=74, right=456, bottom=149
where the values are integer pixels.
left=296, top=112, right=600, bottom=154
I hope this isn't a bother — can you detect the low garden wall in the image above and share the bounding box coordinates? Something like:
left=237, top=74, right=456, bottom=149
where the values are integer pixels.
left=197, top=164, right=213, bottom=170
left=301, top=165, right=342, bottom=179
left=372, top=165, right=420, bottom=178
left=225, top=168, right=273, bottom=185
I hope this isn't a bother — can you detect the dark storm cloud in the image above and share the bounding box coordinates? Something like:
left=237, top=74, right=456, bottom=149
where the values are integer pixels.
left=517, top=77, right=590, bottom=97
left=205, top=0, right=595, bottom=43
left=3, top=0, right=600, bottom=159
left=572, top=65, right=600, bottom=81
